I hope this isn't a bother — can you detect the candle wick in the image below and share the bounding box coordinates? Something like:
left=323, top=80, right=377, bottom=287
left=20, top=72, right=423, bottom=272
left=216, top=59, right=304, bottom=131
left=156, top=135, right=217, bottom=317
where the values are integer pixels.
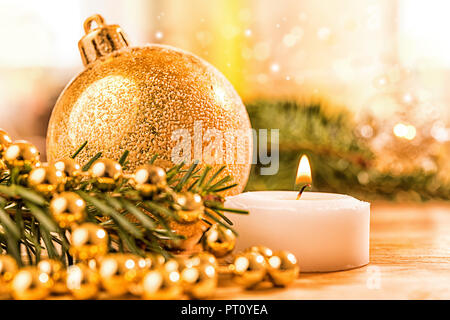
left=296, top=184, right=311, bottom=200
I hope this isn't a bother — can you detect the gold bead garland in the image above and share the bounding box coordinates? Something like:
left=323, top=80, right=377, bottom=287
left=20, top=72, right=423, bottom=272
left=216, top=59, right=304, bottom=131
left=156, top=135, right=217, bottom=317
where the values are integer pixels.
left=0, top=128, right=300, bottom=299
left=1, top=243, right=300, bottom=299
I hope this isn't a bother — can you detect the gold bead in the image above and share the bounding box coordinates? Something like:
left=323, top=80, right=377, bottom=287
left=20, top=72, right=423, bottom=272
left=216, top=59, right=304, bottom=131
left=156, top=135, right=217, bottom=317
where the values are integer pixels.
left=267, top=251, right=300, bottom=287
left=53, top=158, right=82, bottom=179
left=99, top=253, right=142, bottom=297
left=202, top=224, right=236, bottom=258
left=0, top=255, right=18, bottom=297
left=3, top=140, right=40, bottom=169
left=37, top=259, right=67, bottom=294
left=245, top=246, right=273, bottom=259
left=181, top=263, right=217, bottom=299
left=185, top=252, right=218, bottom=268
left=127, top=254, right=159, bottom=296
left=50, top=192, right=86, bottom=229
left=11, top=267, right=51, bottom=300
left=0, top=159, right=6, bottom=171
left=163, top=258, right=185, bottom=273
left=69, top=223, right=108, bottom=261
left=28, top=164, right=67, bottom=194
left=141, top=268, right=182, bottom=300
left=0, top=129, right=12, bottom=154
left=133, top=164, right=167, bottom=197
left=232, top=252, right=267, bottom=289
left=89, top=158, right=123, bottom=190
left=144, top=253, right=166, bottom=269
left=174, top=192, right=204, bottom=223
left=66, top=263, right=100, bottom=299
left=0, top=255, right=18, bottom=282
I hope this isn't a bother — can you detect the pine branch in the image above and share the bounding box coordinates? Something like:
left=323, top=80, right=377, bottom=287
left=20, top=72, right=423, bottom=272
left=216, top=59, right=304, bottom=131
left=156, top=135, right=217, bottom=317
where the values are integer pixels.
left=0, top=143, right=246, bottom=267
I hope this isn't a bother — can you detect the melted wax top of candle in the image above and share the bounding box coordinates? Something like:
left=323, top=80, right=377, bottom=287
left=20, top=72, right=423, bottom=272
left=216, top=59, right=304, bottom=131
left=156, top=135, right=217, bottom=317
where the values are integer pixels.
left=225, top=191, right=370, bottom=211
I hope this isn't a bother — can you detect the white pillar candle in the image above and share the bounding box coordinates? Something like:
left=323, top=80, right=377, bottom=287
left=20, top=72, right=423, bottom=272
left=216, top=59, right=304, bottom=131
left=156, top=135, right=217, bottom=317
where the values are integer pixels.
left=225, top=191, right=370, bottom=272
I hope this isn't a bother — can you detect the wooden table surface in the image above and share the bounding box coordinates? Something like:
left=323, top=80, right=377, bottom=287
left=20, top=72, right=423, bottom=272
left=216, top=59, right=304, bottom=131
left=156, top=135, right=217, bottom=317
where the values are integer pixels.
left=214, top=202, right=450, bottom=300
left=42, top=202, right=449, bottom=300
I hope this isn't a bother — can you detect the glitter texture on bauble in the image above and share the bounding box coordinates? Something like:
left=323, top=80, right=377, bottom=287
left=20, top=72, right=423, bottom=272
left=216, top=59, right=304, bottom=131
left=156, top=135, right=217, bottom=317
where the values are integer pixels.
left=46, top=14, right=252, bottom=195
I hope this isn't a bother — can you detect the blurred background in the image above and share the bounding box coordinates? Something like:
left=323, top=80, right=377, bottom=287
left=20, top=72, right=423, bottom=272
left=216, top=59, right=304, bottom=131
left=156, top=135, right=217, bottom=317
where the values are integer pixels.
left=0, top=0, right=449, bottom=200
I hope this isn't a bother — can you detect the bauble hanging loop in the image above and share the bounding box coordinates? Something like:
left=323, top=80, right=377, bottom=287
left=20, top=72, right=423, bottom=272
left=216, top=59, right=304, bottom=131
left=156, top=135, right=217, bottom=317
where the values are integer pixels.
left=78, top=14, right=129, bottom=66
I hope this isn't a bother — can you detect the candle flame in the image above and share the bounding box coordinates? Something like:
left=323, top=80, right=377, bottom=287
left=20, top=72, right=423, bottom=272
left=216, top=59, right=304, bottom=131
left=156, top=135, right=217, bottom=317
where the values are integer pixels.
left=296, top=155, right=312, bottom=185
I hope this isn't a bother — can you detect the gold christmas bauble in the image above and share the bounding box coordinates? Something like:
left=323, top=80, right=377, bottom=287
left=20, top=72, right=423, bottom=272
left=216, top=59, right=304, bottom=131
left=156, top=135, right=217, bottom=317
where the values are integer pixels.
left=46, top=14, right=252, bottom=196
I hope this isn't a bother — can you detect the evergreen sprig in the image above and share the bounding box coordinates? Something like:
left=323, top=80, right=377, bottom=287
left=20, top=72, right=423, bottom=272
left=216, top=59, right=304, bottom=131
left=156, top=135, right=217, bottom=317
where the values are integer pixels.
left=0, top=143, right=247, bottom=266
left=245, top=99, right=450, bottom=201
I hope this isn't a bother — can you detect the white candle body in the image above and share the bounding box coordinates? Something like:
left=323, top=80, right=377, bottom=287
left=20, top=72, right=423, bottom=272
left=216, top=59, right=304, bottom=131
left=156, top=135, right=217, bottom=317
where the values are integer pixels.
left=225, top=191, right=370, bottom=272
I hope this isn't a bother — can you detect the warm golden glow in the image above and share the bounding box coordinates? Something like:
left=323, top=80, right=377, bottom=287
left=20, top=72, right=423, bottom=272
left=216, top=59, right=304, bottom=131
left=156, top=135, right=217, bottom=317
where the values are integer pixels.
left=296, top=155, right=312, bottom=185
